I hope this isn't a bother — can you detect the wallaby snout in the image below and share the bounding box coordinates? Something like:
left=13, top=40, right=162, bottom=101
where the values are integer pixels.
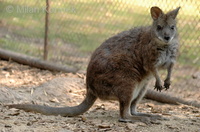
left=164, top=36, right=170, bottom=41
left=163, top=29, right=172, bottom=42
left=163, top=27, right=175, bottom=42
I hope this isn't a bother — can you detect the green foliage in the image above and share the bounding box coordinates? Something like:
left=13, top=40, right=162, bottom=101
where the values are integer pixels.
left=0, top=38, right=43, bottom=58
left=0, top=0, right=199, bottom=67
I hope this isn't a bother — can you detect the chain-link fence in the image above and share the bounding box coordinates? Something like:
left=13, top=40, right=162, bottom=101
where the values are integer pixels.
left=0, top=0, right=199, bottom=88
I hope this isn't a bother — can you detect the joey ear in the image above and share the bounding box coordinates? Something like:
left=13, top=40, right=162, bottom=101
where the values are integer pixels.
left=167, top=7, right=181, bottom=19
left=150, top=6, right=163, bottom=20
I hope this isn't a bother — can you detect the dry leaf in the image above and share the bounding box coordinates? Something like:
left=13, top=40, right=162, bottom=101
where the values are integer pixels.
left=31, top=88, right=34, bottom=95
left=49, top=97, right=60, bottom=103
left=196, top=115, right=200, bottom=117
left=80, top=116, right=87, bottom=122
left=162, top=113, right=172, bottom=116
left=43, top=90, right=48, bottom=96
left=8, top=112, right=20, bottom=116
left=126, top=123, right=137, bottom=130
left=98, top=124, right=111, bottom=129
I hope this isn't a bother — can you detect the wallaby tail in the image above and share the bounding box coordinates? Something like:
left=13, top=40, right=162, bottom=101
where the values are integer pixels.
left=145, top=89, right=200, bottom=108
left=6, top=91, right=97, bottom=117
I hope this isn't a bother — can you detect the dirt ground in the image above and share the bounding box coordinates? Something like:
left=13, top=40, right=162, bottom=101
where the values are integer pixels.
left=0, top=60, right=200, bottom=132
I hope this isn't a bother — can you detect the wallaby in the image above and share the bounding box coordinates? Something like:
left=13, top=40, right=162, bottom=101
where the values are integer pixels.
left=6, top=6, right=189, bottom=124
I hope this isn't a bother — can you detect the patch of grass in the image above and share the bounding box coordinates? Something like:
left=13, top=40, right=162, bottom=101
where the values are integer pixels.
left=0, top=0, right=199, bottom=67
left=0, top=1, right=151, bottom=52
left=0, top=1, right=45, bottom=38
left=0, top=38, right=43, bottom=58
left=178, top=46, right=200, bottom=68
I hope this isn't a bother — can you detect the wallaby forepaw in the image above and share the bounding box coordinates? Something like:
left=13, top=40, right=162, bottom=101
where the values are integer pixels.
left=164, top=83, right=170, bottom=90
left=164, top=80, right=170, bottom=90
left=154, top=85, right=163, bottom=92
left=154, top=82, right=163, bottom=92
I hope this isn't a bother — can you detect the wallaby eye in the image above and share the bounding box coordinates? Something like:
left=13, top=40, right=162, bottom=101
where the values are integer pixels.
left=171, top=26, right=175, bottom=30
left=157, top=25, right=162, bottom=30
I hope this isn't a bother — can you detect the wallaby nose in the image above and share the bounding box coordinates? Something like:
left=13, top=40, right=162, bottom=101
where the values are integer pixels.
left=164, top=36, right=170, bottom=41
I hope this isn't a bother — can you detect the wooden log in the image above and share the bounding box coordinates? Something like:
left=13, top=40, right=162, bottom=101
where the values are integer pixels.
left=0, top=48, right=78, bottom=73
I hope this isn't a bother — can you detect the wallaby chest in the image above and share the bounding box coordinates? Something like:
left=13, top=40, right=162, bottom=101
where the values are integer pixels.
left=155, top=44, right=177, bottom=68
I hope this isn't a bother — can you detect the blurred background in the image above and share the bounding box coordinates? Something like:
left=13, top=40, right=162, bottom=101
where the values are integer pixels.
left=0, top=0, right=199, bottom=90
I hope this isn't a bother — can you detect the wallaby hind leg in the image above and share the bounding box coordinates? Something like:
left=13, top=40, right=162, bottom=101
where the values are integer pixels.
left=118, top=89, right=151, bottom=124
left=130, top=84, right=148, bottom=116
left=130, top=84, right=163, bottom=121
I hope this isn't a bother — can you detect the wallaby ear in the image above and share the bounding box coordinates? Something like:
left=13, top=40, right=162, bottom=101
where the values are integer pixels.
left=151, top=6, right=163, bottom=20
left=167, top=7, right=181, bottom=19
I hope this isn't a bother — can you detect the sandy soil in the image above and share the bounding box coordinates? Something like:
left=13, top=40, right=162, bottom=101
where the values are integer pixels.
left=0, top=60, right=200, bottom=132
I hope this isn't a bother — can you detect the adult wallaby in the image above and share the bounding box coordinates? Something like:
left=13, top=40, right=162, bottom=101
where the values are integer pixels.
left=7, top=6, right=183, bottom=124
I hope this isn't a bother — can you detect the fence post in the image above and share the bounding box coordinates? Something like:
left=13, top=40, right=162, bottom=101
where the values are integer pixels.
left=44, top=0, right=50, bottom=60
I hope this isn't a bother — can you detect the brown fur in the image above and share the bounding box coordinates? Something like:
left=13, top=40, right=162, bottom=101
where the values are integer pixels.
left=6, top=7, right=189, bottom=124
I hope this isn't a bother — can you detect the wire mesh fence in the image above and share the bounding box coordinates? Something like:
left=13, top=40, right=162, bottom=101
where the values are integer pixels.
left=0, top=0, right=199, bottom=89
